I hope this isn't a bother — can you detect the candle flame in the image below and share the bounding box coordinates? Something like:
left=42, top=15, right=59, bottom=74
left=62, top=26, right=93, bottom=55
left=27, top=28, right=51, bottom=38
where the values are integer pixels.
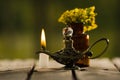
left=41, top=28, right=46, bottom=48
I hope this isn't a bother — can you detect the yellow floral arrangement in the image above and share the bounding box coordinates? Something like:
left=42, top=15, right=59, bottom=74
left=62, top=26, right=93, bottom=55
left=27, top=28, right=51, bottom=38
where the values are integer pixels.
left=58, top=6, right=97, bottom=32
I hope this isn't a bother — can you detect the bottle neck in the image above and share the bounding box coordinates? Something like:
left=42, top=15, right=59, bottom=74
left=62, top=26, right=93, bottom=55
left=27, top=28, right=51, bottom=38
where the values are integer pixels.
left=69, top=23, right=84, bottom=35
left=64, top=37, right=73, bottom=49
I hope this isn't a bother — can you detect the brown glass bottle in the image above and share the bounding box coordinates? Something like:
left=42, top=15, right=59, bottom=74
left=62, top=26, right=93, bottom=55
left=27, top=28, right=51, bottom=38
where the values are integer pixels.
left=70, top=23, right=89, bottom=67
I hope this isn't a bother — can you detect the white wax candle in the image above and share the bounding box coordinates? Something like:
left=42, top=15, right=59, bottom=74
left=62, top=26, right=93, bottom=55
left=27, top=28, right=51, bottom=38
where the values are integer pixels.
left=39, top=28, right=49, bottom=68
left=39, top=53, right=49, bottom=68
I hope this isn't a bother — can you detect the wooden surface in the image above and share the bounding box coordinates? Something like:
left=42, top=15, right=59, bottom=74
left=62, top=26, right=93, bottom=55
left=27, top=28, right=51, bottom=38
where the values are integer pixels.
left=0, top=58, right=120, bottom=80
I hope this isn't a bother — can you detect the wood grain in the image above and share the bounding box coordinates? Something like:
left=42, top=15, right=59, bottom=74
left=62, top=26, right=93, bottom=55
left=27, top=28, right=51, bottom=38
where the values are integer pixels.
left=0, top=59, right=34, bottom=80
left=112, top=58, right=120, bottom=71
left=0, top=58, right=120, bottom=80
left=75, top=58, right=120, bottom=80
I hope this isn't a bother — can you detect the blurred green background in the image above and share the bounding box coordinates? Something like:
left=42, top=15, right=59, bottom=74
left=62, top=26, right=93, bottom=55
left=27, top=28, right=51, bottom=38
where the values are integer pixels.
left=0, top=0, right=120, bottom=59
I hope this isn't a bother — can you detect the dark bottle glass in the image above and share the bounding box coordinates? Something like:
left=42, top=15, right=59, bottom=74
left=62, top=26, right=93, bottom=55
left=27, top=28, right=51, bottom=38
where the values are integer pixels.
left=70, top=22, right=89, bottom=67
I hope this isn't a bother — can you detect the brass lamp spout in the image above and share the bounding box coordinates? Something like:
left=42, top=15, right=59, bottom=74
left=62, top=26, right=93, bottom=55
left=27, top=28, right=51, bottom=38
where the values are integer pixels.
left=36, top=50, right=53, bottom=57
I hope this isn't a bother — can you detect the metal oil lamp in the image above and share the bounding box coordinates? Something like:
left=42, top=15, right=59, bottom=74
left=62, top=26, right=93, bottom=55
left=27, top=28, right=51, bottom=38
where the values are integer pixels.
left=36, top=27, right=109, bottom=69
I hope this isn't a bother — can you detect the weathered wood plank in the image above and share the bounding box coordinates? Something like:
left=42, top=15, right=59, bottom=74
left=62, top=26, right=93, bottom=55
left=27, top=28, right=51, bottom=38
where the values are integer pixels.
left=0, top=58, right=120, bottom=80
left=112, top=57, right=120, bottom=71
left=0, top=59, right=35, bottom=71
left=0, top=70, right=29, bottom=80
left=32, top=58, right=119, bottom=80
left=89, top=58, right=118, bottom=71
left=75, top=70, right=120, bottom=80
left=75, top=58, right=120, bottom=80
left=0, top=59, right=34, bottom=80
left=32, top=60, right=72, bottom=80
left=31, top=70, right=72, bottom=80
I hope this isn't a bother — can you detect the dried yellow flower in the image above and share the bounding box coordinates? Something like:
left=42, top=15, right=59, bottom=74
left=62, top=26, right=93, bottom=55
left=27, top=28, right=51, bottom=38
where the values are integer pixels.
left=58, top=6, right=98, bottom=32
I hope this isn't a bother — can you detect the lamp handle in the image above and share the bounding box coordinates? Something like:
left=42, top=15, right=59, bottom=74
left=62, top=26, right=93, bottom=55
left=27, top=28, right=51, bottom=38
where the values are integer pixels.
left=88, top=38, right=109, bottom=59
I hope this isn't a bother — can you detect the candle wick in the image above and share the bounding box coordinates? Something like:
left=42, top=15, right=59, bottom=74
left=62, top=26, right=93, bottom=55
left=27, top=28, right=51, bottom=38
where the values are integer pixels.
left=41, top=46, right=46, bottom=51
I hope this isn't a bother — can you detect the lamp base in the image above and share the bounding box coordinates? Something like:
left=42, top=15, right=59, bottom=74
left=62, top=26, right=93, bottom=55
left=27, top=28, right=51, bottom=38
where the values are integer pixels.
left=63, top=65, right=80, bottom=70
